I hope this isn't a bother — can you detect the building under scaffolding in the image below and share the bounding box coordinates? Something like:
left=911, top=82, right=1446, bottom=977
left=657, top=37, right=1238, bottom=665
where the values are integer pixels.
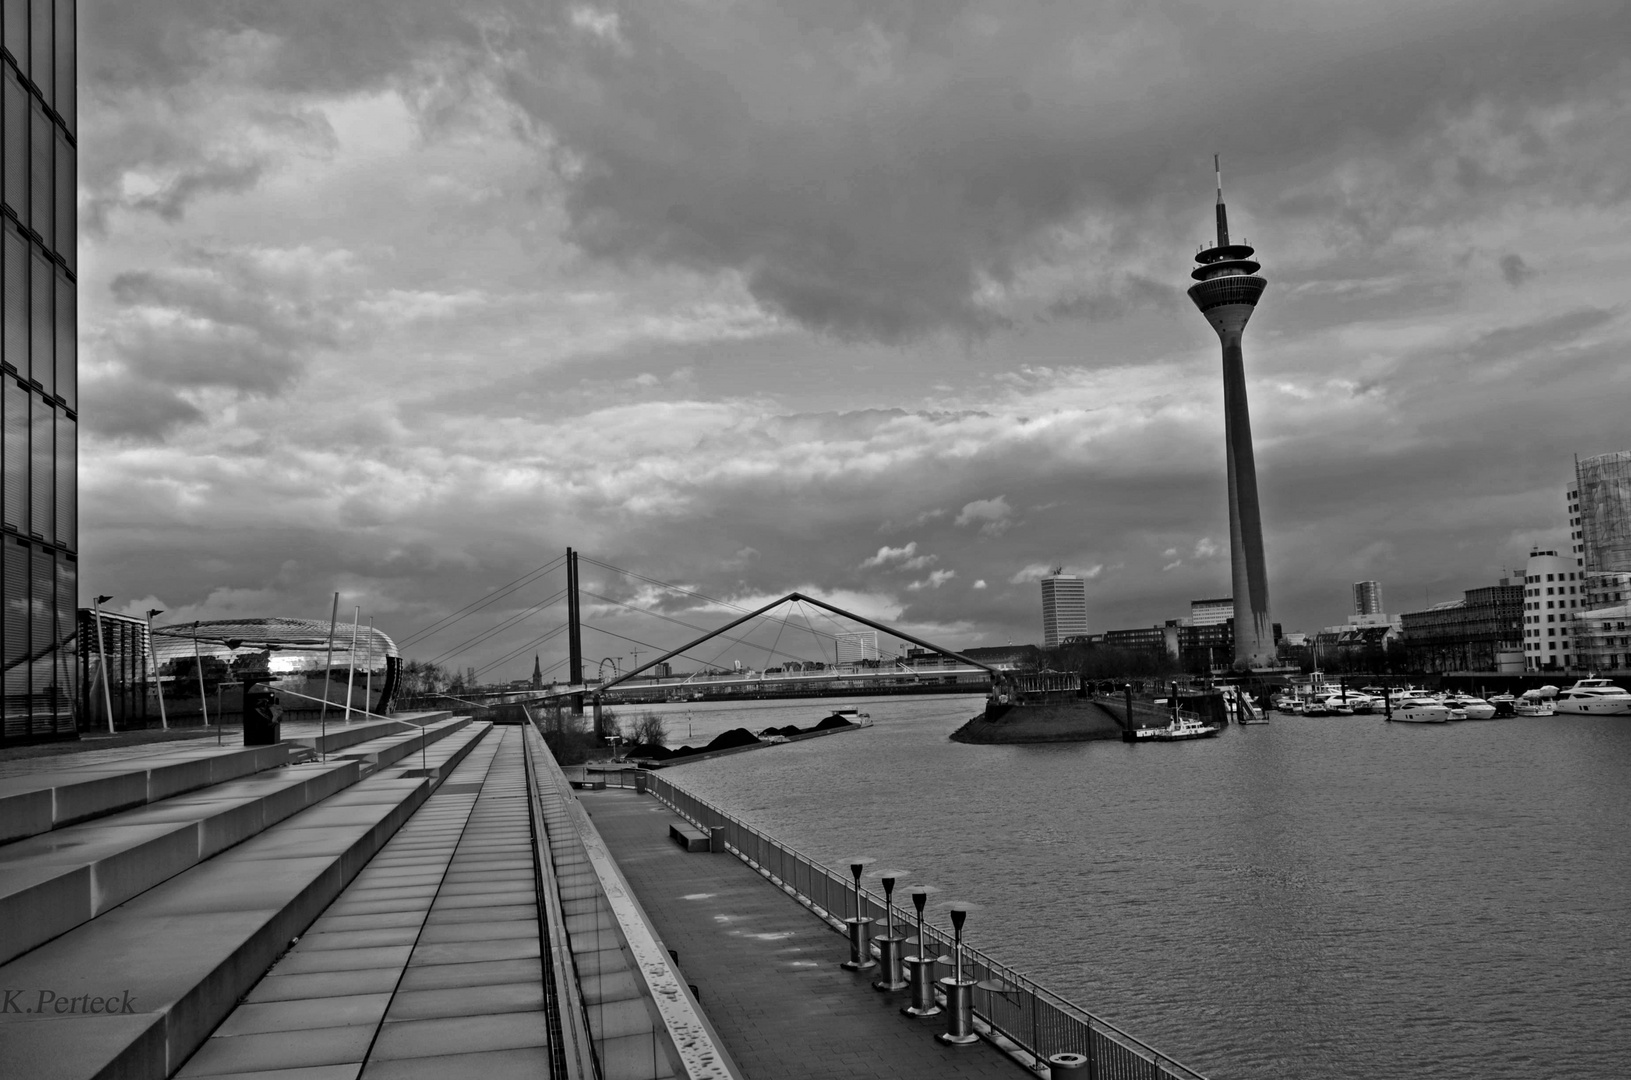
left=1573, top=603, right=1631, bottom=676
left=1576, top=450, right=1631, bottom=575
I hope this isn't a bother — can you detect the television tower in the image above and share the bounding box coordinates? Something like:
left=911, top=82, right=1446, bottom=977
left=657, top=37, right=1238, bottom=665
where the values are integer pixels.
left=1188, top=156, right=1275, bottom=668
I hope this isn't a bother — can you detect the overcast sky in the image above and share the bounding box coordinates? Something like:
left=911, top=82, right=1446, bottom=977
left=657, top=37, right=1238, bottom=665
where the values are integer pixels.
left=79, top=1, right=1631, bottom=680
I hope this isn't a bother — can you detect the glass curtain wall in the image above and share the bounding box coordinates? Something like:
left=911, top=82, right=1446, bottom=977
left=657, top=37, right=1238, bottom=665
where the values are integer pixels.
left=1, top=1, right=75, bottom=744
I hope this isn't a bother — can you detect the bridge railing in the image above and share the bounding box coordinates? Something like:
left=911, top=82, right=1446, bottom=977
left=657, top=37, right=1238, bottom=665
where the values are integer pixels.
left=645, top=772, right=1209, bottom=1080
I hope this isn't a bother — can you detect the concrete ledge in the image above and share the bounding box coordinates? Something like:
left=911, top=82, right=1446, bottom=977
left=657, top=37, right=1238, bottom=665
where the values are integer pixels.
left=0, top=744, right=296, bottom=845
left=0, top=774, right=430, bottom=1080
left=668, top=824, right=711, bottom=853
left=0, top=760, right=365, bottom=966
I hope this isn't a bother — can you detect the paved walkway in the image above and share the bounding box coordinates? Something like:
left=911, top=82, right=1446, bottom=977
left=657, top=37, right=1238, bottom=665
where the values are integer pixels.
left=581, top=789, right=1026, bottom=1080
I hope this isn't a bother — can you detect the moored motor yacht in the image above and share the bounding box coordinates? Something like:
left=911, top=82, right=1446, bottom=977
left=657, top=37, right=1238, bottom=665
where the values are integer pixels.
left=1442, top=693, right=1496, bottom=720
left=1552, top=679, right=1631, bottom=716
left=1389, top=698, right=1450, bottom=723
left=1514, top=690, right=1556, bottom=717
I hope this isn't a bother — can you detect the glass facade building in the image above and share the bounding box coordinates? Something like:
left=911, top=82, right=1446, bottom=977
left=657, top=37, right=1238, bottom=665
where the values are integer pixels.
left=1, top=2, right=76, bottom=745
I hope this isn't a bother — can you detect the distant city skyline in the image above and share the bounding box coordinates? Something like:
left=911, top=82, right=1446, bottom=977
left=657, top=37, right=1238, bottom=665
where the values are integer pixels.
left=71, top=4, right=1631, bottom=679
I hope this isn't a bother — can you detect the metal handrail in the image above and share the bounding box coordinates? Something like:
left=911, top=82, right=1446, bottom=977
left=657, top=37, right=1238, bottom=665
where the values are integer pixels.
left=646, top=772, right=1210, bottom=1080
left=522, top=726, right=600, bottom=1079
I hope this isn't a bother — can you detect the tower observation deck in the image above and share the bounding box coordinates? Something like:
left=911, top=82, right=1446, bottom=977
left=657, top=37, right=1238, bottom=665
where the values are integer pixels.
left=1188, top=157, right=1276, bottom=668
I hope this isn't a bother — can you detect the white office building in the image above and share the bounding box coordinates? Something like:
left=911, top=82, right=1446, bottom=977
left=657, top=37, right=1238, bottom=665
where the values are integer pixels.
left=1041, top=574, right=1089, bottom=647
left=835, top=631, right=880, bottom=664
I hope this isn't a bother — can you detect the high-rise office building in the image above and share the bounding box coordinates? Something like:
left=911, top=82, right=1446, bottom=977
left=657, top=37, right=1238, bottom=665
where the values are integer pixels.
left=1187, top=158, right=1274, bottom=667
left=1354, top=581, right=1383, bottom=617
left=1, top=2, right=76, bottom=745
left=835, top=631, right=879, bottom=664
left=1189, top=597, right=1233, bottom=627
left=1040, top=572, right=1088, bottom=647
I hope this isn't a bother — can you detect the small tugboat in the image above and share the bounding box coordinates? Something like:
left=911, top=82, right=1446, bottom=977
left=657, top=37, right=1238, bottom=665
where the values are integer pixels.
left=1134, top=715, right=1222, bottom=741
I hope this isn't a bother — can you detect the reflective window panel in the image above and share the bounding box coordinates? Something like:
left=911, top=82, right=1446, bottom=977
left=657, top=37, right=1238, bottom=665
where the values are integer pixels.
left=28, top=393, right=48, bottom=540
left=2, top=218, right=26, bottom=375
left=53, top=0, right=72, bottom=131
left=4, top=537, right=28, bottom=722
left=30, top=247, right=50, bottom=396
left=53, top=267, right=70, bottom=407
left=3, top=66, right=25, bottom=219
left=29, top=0, right=51, bottom=111
left=3, top=2, right=27, bottom=83
left=52, top=405, right=69, bottom=545
left=53, top=551, right=74, bottom=704
left=29, top=97, right=50, bottom=248
left=3, top=378, right=25, bottom=529
left=53, top=129, right=70, bottom=267
left=30, top=539, right=52, bottom=715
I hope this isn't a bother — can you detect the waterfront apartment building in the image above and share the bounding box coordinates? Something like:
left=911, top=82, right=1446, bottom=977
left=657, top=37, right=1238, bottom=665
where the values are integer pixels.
left=1520, top=551, right=1582, bottom=671
left=1, top=2, right=76, bottom=746
left=1040, top=572, right=1089, bottom=647
left=1400, top=581, right=1523, bottom=673
left=1354, top=580, right=1383, bottom=617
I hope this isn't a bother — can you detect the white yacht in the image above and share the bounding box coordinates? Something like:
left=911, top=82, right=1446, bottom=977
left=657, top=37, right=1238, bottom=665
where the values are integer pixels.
left=1389, top=698, right=1450, bottom=723
left=1552, top=679, right=1631, bottom=716
left=1442, top=694, right=1496, bottom=720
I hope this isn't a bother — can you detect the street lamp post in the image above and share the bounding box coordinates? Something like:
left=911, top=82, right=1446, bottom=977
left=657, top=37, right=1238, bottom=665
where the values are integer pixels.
left=145, top=609, right=168, bottom=731
left=91, top=595, right=116, bottom=735
left=344, top=606, right=359, bottom=724
left=192, top=622, right=210, bottom=729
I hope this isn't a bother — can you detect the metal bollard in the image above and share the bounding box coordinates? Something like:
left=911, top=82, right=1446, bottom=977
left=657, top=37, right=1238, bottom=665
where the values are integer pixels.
left=709, top=825, right=725, bottom=853
left=840, top=862, right=876, bottom=971
left=1047, top=1051, right=1090, bottom=1075
left=936, top=909, right=979, bottom=1046
left=872, top=876, right=909, bottom=992
left=901, top=890, right=942, bottom=1017
left=634, top=772, right=648, bottom=794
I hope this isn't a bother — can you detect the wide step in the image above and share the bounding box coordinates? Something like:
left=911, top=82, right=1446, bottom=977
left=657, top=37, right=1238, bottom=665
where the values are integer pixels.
left=0, top=757, right=364, bottom=966
left=0, top=765, right=446, bottom=1079
left=0, top=743, right=298, bottom=845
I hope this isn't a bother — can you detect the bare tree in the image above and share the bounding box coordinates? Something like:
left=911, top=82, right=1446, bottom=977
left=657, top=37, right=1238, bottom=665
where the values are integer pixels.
left=630, top=711, right=668, bottom=746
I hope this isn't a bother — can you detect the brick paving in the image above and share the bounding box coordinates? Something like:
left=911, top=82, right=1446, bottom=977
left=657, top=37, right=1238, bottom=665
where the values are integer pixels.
left=581, top=788, right=1028, bottom=1080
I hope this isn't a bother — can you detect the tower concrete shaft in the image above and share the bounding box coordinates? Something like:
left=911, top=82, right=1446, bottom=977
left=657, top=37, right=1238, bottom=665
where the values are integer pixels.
left=1188, top=159, right=1275, bottom=668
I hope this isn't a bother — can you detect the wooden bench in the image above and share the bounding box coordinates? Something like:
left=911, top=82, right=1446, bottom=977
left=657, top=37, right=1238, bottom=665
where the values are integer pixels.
left=669, top=823, right=711, bottom=852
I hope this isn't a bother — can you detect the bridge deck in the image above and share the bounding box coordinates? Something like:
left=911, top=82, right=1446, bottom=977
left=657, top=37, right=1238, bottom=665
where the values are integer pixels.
left=580, top=788, right=1026, bottom=1080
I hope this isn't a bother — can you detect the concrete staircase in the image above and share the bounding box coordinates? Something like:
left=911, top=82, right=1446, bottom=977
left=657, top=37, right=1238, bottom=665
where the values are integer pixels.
left=0, top=717, right=491, bottom=1079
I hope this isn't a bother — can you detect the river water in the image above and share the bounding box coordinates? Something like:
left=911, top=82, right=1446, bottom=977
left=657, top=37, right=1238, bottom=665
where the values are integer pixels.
left=617, top=696, right=1630, bottom=1079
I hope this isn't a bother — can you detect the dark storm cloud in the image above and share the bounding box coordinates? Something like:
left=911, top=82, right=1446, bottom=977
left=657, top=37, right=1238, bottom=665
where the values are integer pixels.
left=87, top=246, right=355, bottom=440
left=85, top=1, right=1631, bottom=341
left=1499, top=253, right=1537, bottom=288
